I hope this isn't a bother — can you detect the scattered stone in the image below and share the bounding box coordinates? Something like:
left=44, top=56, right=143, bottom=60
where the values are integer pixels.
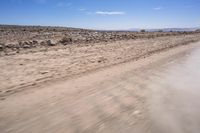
left=98, top=57, right=107, bottom=63
left=0, top=43, right=4, bottom=51
left=40, top=41, right=46, bottom=46
left=32, top=40, right=38, bottom=44
left=46, top=40, right=56, bottom=46
left=19, top=41, right=32, bottom=49
left=60, top=36, right=72, bottom=45
left=22, top=44, right=31, bottom=48
left=0, top=25, right=199, bottom=55
left=40, top=71, right=49, bottom=75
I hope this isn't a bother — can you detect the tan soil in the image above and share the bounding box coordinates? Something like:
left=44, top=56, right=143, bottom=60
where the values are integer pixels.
left=1, top=41, right=199, bottom=133
left=0, top=33, right=200, bottom=99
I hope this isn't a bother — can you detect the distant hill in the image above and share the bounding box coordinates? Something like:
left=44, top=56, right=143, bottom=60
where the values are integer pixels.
left=128, top=27, right=200, bottom=32
left=148, top=28, right=200, bottom=32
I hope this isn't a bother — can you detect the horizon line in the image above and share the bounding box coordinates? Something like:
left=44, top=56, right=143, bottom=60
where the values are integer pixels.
left=0, top=23, right=199, bottom=31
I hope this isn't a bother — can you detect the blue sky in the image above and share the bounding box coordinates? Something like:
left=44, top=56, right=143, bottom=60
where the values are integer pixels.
left=0, top=0, right=200, bottom=29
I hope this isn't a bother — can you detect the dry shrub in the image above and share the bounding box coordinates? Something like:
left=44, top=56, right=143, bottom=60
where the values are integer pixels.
left=60, top=36, right=72, bottom=45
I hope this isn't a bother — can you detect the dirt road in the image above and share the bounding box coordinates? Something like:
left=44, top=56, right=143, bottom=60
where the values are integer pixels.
left=147, top=43, right=200, bottom=133
left=1, top=34, right=200, bottom=98
left=1, top=42, right=200, bottom=133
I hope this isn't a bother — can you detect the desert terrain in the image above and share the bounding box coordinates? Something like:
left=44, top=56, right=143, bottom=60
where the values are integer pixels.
left=1, top=25, right=200, bottom=132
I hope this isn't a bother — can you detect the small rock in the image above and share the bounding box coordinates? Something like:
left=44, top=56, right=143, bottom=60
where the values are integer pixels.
left=60, top=36, right=72, bottom=45
left=0, top=43, right=4, bottom=51
left=40, top=41, right=46, bottom=46
left=19, top=41, right=31, bottom=49
left=32, top=40, right=38, bottom=47
left=23, top=44, right=31, bottom=48
left=5, top=43, right=15, bottom=48
left=40, top=71, right=49, bottom=75
left=46, top=40, right=56, bottom=46
left=98, top=57, right=107, bottom=63
left=32, top=40, right=38, bottom=44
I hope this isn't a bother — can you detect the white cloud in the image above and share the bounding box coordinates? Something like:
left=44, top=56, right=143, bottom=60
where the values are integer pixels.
left=95, top=11, right=125, bottom=15
left=153, top=7, right=163, bottom=10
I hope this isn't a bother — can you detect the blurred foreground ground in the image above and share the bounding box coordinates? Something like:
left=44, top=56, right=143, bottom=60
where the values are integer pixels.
left=0, top=40, right=200, bottom=133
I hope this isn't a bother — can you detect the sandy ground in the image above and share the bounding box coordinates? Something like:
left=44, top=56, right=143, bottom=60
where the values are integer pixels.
left=146, top=42, right=200, bottom=133
left=1, top=34, right=200, bottom=99
left=0, top=41, right=200, bottom=133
